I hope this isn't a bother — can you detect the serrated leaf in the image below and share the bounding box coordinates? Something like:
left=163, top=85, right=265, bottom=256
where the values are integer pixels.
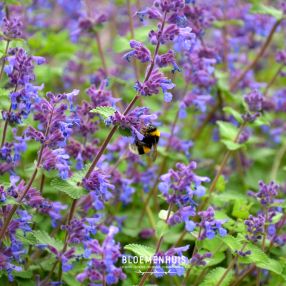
left=239, top=243, right=270, bottom=265
left=124, top=244, right=155, bottom=259
left=250, top=3, right=284, bottom=20
left=219, top=235, right=243, bottom=253
left=16, top=231, right=37, bottom=245
left=33, top=230, right=63, bottom=251
left=90, top=106, right=116, bottom=119
left=257, top=257, right=283, bottom=275
left=51, top=178, right=87, bottom=200
left=239, top=244, right=283, bottom=275
left=201, top=267, right=234, bottom=286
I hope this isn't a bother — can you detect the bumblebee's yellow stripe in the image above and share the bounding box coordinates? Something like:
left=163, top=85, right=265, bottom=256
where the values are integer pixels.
left=143, top=146, right=151, bottom=154
left=149, top=130, right=160, bottom=137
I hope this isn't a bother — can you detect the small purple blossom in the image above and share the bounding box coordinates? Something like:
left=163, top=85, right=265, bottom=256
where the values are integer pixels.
left=244, top=89, right=264, bottom=112
left=245, top=214, right=265, bottom=242
left=135, top=68, right=175, bottom=102
left=124, top=40, right=151, bottom=63
left=198, top=207, right=227, bottom=240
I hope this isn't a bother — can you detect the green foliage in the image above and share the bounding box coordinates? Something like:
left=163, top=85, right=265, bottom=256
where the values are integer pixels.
left=232, top=199, right=252, bottom=219
left=219, top=235, right=243, bottom=253
left=90, top=106, right=116, bottom=119
left=33, top=230, right=64, bottom=251
left=113, top=36, right=130, bottom=53
left=250, top=3, right=284, bottom=20
left=51, top=178, right=87, bottom=200
left=124, top=244, right=155, bottom=259
left=217, top=121, right=244, bottom=150
left=200, top=267, right=234, bottom=286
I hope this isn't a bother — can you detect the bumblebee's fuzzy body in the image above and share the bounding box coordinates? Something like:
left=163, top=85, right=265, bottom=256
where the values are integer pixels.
left=129, top=125, right=160, bottom=156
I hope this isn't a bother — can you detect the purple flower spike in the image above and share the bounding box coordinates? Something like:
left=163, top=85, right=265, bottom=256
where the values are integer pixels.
left=245, top=214, right=265, bottom=242
left=2, top=17, right=23, bottom=39
left=124, top=40, right=151, bottom=63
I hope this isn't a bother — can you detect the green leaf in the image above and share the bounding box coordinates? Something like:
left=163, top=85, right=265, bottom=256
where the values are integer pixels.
left=201, top=267, right=234, bottom=286
left=221, top=140, right=243, bottom=151
left=219, top=235, right=243, bottom=253
left=217, top=121, right=239, bottom=141
left=253, top=113, right=271, bottom=127
left=241, top=243, right=268, bottom=264
left=124, top=244, right=155, bottom=260
left=113, top=36, right=130, bottom=53
left=33, top=230, right=63, bottom=251
left=250, top=3, right=284, bottom=20
left=51, top=178, right=87, bottom=200
left=216, top=175, right=226, bottom=192
left=239, top=244, right=283, bottom=275
left=13, top=270, right=33, bottom=279
left=118, top=127, right=132, bottom=137
left=232, top=200, right=252, bottom=219
left=16, top=231, right=37, bottom=246
left=270, top=213, right=283, bottom=224
left=205, top=252, right=225, bottom=267
left=223, top=107, right=243, bottom=123
left=63, top=273, right=82, bottom=286
left=90, top=106, right=116, bottom=119
left=257, top=257, right=283, bottom=275
left=156, top=221, right=169, bottom=237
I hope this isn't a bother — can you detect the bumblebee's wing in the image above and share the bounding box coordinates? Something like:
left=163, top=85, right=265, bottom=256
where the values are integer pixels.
left=129, top=143, right=140, bottom=155
left=150, top=143, right=158, bottom=162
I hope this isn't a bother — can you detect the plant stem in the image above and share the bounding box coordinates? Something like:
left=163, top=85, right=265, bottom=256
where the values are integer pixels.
left=39, top=174, right=46, bottom=193
left=1, top=82, right=19, bottom=148
left=1, top=104, right=12, bottom=148
left=230, top=19, right=281, bottom=91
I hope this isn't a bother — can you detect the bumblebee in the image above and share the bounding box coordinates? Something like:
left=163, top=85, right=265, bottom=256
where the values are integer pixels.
left=129, top=125, right=160, bottom=161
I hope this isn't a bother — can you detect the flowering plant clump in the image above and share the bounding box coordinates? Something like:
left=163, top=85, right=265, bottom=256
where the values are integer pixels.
left=1, top=1, right=286, bottom=285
